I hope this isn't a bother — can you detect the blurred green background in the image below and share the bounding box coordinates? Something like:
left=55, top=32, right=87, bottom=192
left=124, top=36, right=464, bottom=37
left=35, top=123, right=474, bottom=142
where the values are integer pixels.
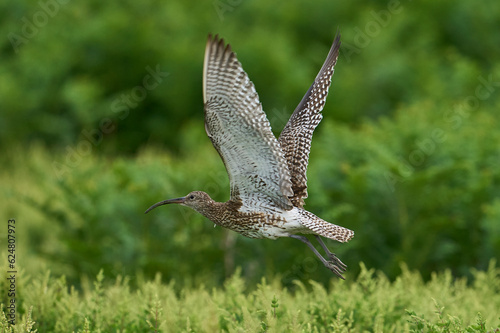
left=1, top=0, right=499, bottom=289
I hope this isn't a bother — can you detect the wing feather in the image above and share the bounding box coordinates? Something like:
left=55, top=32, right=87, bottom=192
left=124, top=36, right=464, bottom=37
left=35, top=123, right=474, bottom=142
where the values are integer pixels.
left=203, top=34, right=293, bottom=211
left=278, top=32, right=341, bottom=208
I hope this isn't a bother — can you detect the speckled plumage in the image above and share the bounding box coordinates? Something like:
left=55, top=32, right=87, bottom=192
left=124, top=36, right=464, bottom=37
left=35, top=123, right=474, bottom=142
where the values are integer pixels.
left=279, top=34, right=341, bottom=208
left=203, top=36, right=293, bottom=211
left=146, top=33, right=354, bottom=279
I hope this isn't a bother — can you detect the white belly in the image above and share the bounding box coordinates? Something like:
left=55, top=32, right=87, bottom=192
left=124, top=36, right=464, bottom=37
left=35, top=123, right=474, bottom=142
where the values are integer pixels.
left=237, top=207, right=312, bottom=239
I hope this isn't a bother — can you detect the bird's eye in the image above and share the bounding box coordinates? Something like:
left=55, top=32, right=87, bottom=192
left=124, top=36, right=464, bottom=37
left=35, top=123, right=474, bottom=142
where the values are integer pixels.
left=189, top=195, right=195, bottom=199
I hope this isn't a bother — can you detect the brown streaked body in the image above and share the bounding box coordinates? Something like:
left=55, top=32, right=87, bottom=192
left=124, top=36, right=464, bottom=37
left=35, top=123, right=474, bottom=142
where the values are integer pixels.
left=146, top=32, right=354, bottom=279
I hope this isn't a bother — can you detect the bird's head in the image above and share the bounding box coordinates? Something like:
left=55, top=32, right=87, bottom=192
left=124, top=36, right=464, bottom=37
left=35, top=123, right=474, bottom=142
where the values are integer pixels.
left=145, top=191, right=213, bottom=214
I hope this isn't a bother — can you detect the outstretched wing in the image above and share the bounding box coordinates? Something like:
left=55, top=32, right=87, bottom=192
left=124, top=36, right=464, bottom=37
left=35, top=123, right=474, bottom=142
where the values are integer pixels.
left=203, top=34, right=293, bottom=211
left=278, top=33, right=341, bottom=208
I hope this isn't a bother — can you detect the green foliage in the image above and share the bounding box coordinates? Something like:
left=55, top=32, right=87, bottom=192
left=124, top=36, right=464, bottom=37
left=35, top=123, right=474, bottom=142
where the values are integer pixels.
left=271, top=295, right=279, bottom=318
left=0, top=306, right=37, bottom=333
left=1, top=0, right=499, bottom=153
left=1, top=0, right=500, bottom=320
left=2, top=90, right=499, bottom=287
left=1, top=263, right=499, bottom=332
left=406, top=302, right=500, bottom=333
left=308, top=99, right=500, bottom=279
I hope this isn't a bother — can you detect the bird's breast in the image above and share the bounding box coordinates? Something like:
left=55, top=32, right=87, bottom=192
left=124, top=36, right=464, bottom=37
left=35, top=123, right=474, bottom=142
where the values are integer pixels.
left=218, top=207, right=308, bottom=239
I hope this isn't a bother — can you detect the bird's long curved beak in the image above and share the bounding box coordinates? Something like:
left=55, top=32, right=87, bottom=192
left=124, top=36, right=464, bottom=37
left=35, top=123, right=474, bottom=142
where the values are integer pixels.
left=144, top=197, right=186, bottom=214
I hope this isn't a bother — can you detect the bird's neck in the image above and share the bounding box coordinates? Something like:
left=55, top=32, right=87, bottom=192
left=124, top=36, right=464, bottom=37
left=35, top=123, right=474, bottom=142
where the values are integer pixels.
left=194, top=200, right=240, bottom=228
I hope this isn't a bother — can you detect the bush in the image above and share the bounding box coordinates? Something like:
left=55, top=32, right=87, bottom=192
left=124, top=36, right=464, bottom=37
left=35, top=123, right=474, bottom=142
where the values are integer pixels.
left=2, top=90, right=499, bottom=287
left=1, top=263, right=499, bottom=332
left=1, top=0, right=499, bottom=304
left=1, top=0, right=499, bottom=153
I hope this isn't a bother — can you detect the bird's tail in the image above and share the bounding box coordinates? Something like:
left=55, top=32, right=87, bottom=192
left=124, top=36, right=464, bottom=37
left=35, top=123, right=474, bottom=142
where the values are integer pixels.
left=299, top=210, right=354, bottom=243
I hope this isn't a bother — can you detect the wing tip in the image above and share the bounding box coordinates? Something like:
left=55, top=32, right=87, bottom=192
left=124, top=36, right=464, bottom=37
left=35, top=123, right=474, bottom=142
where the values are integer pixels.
left=206, top=33, right=233, bottom=55
left=334, top=28, right=341, bottom=45
left=203, top=33, right=234, bottom=103
left=317, top=30, right=341, bottom=76
left=332, top=29, right=341, bottom=57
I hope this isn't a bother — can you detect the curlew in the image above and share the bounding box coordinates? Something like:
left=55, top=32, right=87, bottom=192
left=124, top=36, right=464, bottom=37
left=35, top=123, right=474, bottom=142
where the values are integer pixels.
left=146, top=33, right=354, bottom=279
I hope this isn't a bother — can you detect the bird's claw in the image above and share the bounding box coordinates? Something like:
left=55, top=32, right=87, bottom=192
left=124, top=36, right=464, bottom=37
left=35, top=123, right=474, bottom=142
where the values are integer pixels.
left=324, top=253, right=347, bottom=279
left=326, top=262, right=346, bottom=280
left=327, top=253, right=347, bottom=272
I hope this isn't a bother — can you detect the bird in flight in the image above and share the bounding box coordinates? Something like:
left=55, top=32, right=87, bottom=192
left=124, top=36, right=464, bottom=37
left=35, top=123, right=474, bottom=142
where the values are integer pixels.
left=146, top=33, right=354, bottom=279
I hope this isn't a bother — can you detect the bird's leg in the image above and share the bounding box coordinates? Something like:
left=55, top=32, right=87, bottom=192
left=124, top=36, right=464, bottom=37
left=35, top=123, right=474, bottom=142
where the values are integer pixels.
left=289, top=235, right=346, bottom=280
left=314, top=235, right=347, bottom=272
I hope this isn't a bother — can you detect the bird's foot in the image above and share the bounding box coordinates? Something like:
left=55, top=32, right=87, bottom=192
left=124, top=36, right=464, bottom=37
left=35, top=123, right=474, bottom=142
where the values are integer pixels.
left=325, top=261, right=346, bottom=280
left=290, top=235, right=348, bottom=279
left=326, top=253, right=347, bottom=272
